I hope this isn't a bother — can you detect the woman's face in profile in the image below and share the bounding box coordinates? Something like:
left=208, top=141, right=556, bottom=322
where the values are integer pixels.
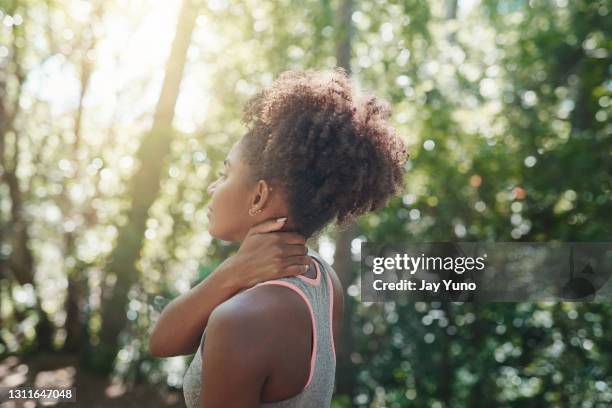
left=206, top=142, right=254, bottom=241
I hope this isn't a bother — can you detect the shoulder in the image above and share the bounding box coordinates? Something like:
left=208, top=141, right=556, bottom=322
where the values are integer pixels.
left=212, top=280, right=311, bottom=321
left=203, top=282, right=311, bottom=385
left=208, top=280, right=312, bottom=347
left=201, top=283, right=311, bottom=404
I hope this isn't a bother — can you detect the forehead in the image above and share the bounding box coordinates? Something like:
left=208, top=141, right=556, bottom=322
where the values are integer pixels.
left=226, top=142, right=243, bottom=163
left=226, top=142, right=252, bottom=179
left=226, top=142, right=254, bottom=186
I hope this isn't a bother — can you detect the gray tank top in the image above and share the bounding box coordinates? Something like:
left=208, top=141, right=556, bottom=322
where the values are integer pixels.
left=183, top=247, right=337, bottom=407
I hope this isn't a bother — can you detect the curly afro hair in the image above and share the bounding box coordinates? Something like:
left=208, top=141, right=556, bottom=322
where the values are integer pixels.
left=239, top=67, right=408, bottom=238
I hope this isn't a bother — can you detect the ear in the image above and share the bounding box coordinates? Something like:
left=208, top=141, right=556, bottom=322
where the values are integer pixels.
left=249, top=180, right=273, bottom=212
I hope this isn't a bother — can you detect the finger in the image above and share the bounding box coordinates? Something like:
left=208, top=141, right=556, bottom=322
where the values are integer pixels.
left=281, top=264, right=310, bottom=278
left=247, top=217, right=287, bottom=235
left=279, top=243, right=309, bottom=257
left=281, top=255, right=313, bottom=269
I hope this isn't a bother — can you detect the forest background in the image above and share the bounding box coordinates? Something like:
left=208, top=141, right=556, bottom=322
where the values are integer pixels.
left=0, top=0, right=610, bottom=406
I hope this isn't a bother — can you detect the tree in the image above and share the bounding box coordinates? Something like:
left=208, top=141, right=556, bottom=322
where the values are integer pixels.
left=94, top=0, right=200, bottom=372
left=0, top=0, right=55, bottom=352
left=331, top=0, right=359, bottom=402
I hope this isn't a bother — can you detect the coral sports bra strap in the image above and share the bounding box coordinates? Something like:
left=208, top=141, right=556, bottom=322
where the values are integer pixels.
left=254, top=280, right=318, bottom=390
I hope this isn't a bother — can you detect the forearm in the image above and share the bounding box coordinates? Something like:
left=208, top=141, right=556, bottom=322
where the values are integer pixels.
left=149, top=260, right=242, bottom=357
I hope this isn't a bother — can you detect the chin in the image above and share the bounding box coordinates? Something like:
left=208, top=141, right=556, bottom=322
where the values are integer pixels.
left=208, top=226, right=224, bottom=240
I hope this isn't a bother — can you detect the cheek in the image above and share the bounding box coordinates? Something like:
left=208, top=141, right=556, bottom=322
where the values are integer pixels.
left=213, top=181, right=243, bottom=210
left=209, top=180, right=249, bottom=236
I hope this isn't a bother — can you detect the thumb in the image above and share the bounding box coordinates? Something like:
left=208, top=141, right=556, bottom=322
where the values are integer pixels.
left=247, top=217, right=288, bottom=235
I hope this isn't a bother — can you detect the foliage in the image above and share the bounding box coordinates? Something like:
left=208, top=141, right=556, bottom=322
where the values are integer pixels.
left=0, top=0, right=610, bottom=407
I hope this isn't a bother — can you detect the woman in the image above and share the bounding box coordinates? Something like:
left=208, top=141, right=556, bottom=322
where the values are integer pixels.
left=149, top=68, right=407, bottom=407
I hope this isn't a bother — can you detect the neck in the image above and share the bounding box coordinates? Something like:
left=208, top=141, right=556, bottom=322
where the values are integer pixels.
left=236, top=217, right=301, bottom=245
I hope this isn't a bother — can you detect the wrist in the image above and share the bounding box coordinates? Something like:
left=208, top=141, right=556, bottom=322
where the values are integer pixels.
left=212, top=258, right=244, bottom=294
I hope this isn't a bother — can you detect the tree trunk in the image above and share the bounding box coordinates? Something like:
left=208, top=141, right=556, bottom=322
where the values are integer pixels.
left=439, top=2, right=458, bottom=406
left=93, top=0, right=199, bottom=372
left=0, top=2, right=54, bottom=350
left=63, top=4, right=102, bottom=353
left=332, top=0, right=357, bottom=400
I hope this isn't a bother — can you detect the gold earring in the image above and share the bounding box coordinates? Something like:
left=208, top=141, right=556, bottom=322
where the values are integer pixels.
left=249, top=208, right=262, bottom=216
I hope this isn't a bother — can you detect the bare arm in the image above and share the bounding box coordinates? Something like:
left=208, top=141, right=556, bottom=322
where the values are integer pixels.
left=148, top=259, right=243, bottom=357
left=199, top=291, right=274, bottom=408
left=148, top=217, right=311, bottom=357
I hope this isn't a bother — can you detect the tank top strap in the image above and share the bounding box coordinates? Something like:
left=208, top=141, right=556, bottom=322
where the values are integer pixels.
left=253, top=279, right=318, bottom=390
left=308, top=248, right=336, bottom=366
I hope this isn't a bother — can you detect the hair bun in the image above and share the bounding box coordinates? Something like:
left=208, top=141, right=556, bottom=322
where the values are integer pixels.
left=240, top=68, right=408, bottom=237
